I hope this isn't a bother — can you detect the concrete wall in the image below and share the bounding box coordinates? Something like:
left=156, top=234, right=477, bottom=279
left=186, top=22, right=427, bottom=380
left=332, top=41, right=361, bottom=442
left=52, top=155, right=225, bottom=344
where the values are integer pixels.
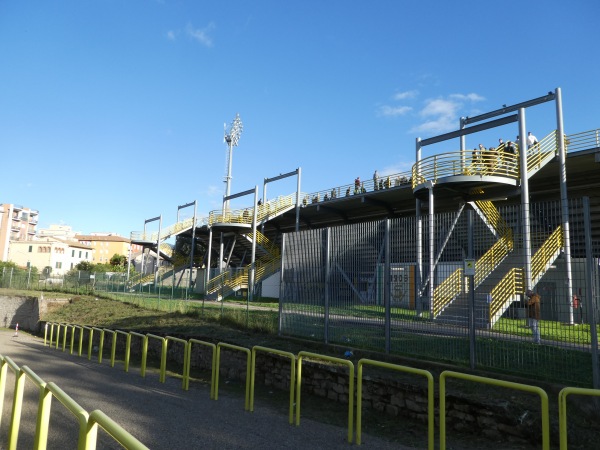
left=1, top=294, right=69, bottom=332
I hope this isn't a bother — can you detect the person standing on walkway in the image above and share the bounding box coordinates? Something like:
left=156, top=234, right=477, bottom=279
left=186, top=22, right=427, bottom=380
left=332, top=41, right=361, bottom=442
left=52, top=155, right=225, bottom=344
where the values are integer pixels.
left=373, top=170, right=379, bottom=191
left=527, top=131, right=538, bottom=149
left=526, top=289, right=541, bottom=344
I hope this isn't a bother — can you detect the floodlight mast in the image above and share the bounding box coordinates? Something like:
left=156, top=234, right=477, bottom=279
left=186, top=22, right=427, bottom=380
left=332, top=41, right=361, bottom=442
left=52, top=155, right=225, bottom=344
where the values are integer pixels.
left=223, top=113, right=243, bottom=212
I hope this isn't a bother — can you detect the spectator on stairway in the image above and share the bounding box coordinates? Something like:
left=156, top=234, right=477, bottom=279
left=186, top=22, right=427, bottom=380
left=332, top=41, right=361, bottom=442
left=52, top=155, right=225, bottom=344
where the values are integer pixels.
left=527, top=131, right=538, bottom=149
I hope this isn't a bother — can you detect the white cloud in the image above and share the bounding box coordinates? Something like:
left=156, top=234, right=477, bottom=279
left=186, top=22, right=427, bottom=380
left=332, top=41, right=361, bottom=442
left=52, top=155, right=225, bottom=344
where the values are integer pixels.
left=166, top=30, right=176, bottom=41
left=449, top=93, right=485, bottom=102
left=420, top=98, right=459, bottom=118
left=393, top=90, right=418, bottom=101
left=411, top=93, right=486, bottom=134
left=377, top=105, right=412, bottom=117
left=186, top=22, right=215, bottom=47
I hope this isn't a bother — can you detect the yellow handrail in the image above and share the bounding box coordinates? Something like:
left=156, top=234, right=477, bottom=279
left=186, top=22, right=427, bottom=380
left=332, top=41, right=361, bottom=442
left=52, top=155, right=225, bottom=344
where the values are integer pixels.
left=531, top=225, right=563, bottom=283
left=489, top=268, right=523, bottom=321
left=433, top=268, right=463, bottom=316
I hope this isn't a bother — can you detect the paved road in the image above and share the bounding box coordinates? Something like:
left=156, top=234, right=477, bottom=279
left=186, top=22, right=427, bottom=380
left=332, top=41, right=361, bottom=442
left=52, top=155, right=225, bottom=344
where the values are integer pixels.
left=0, top=329, right=413, bottom=449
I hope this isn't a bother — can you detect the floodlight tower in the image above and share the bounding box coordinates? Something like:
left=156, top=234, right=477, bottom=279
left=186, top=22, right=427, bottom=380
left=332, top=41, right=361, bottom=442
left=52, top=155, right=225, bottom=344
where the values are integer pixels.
left=223, top=113, right=243, bottom=212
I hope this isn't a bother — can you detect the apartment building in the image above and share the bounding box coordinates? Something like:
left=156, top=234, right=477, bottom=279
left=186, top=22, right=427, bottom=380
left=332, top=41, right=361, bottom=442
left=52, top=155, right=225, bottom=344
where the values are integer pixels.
left=75, top=233, right=142, bottom=264
left=0, top=203, right=39, bottom=261
left=8, top=237, right=92, bottom=275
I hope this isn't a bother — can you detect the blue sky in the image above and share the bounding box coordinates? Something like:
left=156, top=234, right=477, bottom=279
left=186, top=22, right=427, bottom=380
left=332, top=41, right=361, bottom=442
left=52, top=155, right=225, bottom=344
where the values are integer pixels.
left=1, top=0, right=599, bottom=238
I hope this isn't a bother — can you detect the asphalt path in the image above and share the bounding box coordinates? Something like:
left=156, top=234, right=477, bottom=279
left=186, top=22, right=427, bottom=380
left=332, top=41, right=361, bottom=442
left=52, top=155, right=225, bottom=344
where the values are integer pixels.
left=0, top=329, right=413, bottom=449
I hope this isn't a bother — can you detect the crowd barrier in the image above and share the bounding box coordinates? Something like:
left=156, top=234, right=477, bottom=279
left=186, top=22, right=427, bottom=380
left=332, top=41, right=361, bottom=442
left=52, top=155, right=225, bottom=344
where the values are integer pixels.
left=42, top=322, right=599, bottom=448
left=0, top=354, right=148, bottom=450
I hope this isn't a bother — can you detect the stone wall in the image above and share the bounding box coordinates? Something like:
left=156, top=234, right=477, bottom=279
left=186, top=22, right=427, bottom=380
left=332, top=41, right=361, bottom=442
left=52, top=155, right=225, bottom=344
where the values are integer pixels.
left=1, top=295, right=70, bottom=332
left=88, top=332, right=541, bottom=446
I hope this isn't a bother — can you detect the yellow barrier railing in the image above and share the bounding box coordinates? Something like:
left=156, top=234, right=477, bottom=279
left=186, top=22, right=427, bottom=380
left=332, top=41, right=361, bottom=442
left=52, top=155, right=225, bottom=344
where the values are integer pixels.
left=184, top=339, right=217, bottom=397
left=0, top=354, right=148, bottom=449
left=357, top=359, right=434, bottom=448
left=215, top=343, right=251, bottom=410
left=166, top=336, right=189, bottom=390
left=440, top=370, right=549, bottom=450
left=39, top=323, right=599, bottom=447
left=295, top=351, right=355, bottom=444
left=250, top=346, right=296, bottom=425
left=130, top=332, right=148, bottom=378
left=558, top=387, right=600, bottom=450
left=146, top=334, right=168, bottom=383
left=115, top=330, right=132, bottom=372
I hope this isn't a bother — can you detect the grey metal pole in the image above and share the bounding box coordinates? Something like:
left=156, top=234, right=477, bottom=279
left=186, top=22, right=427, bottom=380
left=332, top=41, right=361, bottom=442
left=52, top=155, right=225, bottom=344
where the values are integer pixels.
left=428, top=182, right=435, bottom=315
left=219, top=232, right=224, bottom=273
left=126, top=241, right=132, bottom=283
left=156, top=215, right=162, bottom=295
left=278, top=233, right=286, bottom=336
left=249, top=186, right=258, bottom=302
left=555, top=87, right=574, bottom=324
left=324, top=228, right=330, bottom=344
left=518, top=108, right=532, bottom=293
left=189, top=201, right=197, bottom=297
left=205, top=227, right=213, bottom=292
left=296, top=167, right=302, bottom=232
left=225, top=140, right=233, bottom=212
left=460, top=116, right=466, bottom=170
left=415, top=138, right=423, bottom=317
left=468, top=209, right=476, bottom=369
left=384, top=219, right=391, bottom=353
left=583, top=197, right=600, bottom=389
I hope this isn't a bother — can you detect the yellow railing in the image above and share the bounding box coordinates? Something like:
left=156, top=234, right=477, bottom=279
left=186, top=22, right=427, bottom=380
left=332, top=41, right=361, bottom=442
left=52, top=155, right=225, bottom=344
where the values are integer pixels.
left=296, top=351, right=355, bottom=443
left=475, top=234, right=513, bottom=286
left=526, top=130, right=557, bottom=173
left=248, top=229, right=280, bottom=257
left=357, top=359, right=434, bottom=449
left=412, top=130, right=560, bottom=189
left=0, top=353, right=148, bottom=450
left=474, top=200, right=513, bottom=239
left=564, top=128, right=600, bottom=152
left=439, top=371, right=550, bottom=450
left=433, top=268, right=463, bottom=316
left=488, top=226, right=562, bottom=324
left=209, top=193, right=297, bottom=226
left=433, top=203, right=513, bottom=317
left=489, top=268, right=523, bottom=321
left=131, top=217, right=198, bottom=242
left=39, top=324, right=597, bottom=448
left=531, top=225, right=563, bottom=283
left=159, top=243, right=173, bottom=258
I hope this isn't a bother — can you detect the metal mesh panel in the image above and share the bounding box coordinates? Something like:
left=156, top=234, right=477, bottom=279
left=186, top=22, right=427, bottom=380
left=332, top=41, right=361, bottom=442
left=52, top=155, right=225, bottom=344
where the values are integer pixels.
left=280, top=197, right=600, bottom=386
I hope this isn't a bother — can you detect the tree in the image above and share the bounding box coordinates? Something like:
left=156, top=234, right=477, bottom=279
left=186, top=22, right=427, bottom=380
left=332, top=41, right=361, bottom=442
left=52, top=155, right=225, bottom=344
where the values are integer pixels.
left=75, top=261, right=94, bottom=272
left=110, top=254, right=127, bottom=269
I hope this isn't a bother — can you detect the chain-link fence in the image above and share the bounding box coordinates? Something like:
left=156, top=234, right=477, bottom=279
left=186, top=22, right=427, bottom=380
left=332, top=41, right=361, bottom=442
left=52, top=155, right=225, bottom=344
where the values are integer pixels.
left=0, top=268, right=196, bottom=300
left=280, top=197, right=600, bottom=387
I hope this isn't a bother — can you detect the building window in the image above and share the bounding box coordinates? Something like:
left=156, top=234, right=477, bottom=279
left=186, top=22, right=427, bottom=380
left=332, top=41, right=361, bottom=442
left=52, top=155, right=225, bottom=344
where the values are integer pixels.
left=79, top=250, right=82, bottom=258
left=55, top=262, right=62, bottom=269
left=28, top=245, right=32, bottom=252
left=72, top=250, right=75, bottom=257
left=85, top=252, right=89, bottom=258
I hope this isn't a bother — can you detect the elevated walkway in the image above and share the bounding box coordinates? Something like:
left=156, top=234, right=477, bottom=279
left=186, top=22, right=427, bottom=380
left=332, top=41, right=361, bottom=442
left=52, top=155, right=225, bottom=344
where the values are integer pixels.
left=412, top=131, right=558, bottom=201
